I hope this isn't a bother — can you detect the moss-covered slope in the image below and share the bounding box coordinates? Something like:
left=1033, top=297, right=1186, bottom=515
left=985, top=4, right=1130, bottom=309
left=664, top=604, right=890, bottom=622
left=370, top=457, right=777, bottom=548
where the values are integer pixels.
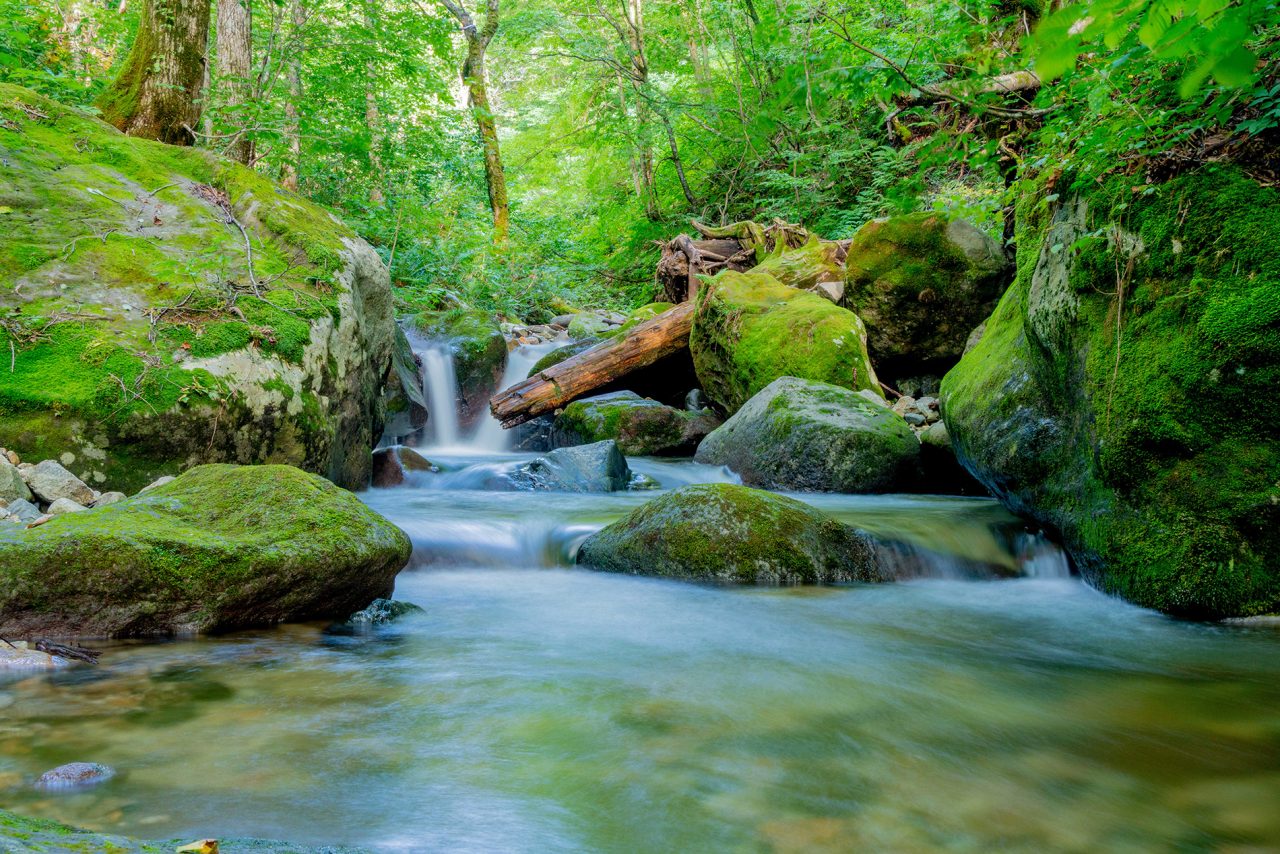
left=0, top=84, right=397, bottom=491
left=0, top=464, right=411, bottom=638
left=942, top=166, right=1280, bottom=618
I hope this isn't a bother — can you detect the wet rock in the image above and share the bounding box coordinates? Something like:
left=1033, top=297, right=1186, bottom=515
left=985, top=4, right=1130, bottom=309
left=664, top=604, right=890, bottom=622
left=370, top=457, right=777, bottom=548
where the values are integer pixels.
left=695, top=377, right=921, bottom=493
left=35, top=762, right=115, bottom=789
left=510, top=440, right=631, bottom=492
left=46, top=498, right=87, bottom=515
left=553, top=391, right=720, bottom=456
left=0, top=464, right=412, bottom=638
left=0, top=458, right=32, bottom=504
left=567, top=314, right=611, bottom=339
left=343, top=598, right=425, bottom=627
left=578, top=483, right=885, bottom=585
left=0, top=642, right=64, bottom=670
left=549, top=314, right=576, bottom=328
left=22, top=460, right=93, bottom=505
left=3, top=498, right=41, bottom=524
left=405, top=309, right=507, bottom=429
left=371, top=446, right=437, bottom=488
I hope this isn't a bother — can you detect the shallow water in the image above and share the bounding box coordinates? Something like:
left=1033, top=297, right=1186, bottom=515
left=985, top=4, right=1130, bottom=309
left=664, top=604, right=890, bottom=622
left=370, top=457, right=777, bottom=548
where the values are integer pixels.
left=3, top=344, right=1278, bottom=852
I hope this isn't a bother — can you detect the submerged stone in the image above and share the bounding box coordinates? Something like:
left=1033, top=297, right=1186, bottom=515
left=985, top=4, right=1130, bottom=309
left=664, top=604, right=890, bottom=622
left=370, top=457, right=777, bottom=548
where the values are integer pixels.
left=35, top=762, right=115, bottom=789
left=578, top=483, right=885, bottom=585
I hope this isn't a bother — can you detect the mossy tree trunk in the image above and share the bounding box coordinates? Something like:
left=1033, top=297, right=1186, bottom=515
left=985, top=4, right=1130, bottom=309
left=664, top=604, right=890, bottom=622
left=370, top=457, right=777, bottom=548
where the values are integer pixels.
left=441, top=0, right=510, bottom=244
left=214, top=0, right=253, bottom=163
left=97, top=0, right=212, bottom=145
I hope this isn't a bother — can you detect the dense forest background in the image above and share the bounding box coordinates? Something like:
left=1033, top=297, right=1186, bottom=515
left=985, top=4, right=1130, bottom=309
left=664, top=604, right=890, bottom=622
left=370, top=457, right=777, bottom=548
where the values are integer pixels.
left=2, top=0, right=1276, bottom=321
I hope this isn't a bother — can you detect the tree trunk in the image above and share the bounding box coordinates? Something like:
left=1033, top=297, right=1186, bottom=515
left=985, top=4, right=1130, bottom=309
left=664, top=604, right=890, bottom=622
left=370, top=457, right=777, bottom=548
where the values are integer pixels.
left=215, top=0, right=253, bottom=163
left=490, top=302, right=695, bottom=427
left=625, top=0, right=660, bottom=220
left=365, top=2, right=386, bottom=205
left=659, top=110, right=697, bottom=208
left=280, top=0, right=303, bottom=191
left=98, top=0, right=212, bottom=145
left=441, top=0, right=510, bottom=244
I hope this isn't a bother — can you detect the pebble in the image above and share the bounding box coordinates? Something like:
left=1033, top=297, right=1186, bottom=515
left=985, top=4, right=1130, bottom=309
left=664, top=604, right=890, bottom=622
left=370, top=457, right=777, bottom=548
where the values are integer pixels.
left=35, top=762, right=116, bottom=790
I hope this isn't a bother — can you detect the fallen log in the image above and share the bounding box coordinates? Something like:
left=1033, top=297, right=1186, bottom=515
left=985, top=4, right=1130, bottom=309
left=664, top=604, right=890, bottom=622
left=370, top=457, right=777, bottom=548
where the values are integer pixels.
left=490, top=302, right=695, bottom=428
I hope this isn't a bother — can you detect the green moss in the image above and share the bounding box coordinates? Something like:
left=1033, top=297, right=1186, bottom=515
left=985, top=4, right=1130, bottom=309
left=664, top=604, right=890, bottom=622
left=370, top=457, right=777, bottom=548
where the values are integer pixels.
left=408, top=308, right=506, bottom=405
left=554, top=391, right=715, bottom=456
left=578, top=483, right=882, bottom=585
left=690, top=269, right=880, bottom=414
left=528, top=339, right=599, bottom=376
left=749, top=236, right=844, bottom=290
left=608, top=302, right=676, bottom=338
left=942, top=165, right=1280, bottom=618
left=0, top=464, right=411, bottom=638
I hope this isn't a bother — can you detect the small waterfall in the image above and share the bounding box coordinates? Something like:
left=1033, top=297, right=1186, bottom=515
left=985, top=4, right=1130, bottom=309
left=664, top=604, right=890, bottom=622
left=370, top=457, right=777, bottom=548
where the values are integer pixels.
left=415, top=340, right=463, bottom=448
left=470, top=339, right=562, bottom=451
left=406, top=328, right=564, bottom=453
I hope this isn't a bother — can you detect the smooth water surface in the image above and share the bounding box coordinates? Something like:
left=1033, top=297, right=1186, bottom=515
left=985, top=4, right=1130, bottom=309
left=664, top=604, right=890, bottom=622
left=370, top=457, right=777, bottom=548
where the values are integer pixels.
left=3, top=342, right=1277, bottom=852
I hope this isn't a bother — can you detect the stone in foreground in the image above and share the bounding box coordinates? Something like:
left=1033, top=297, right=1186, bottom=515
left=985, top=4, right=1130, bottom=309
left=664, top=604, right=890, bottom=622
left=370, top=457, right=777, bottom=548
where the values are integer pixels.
left=35, top=762, right=115, bottom=790
left=510, top=440, right=631, bottom=492
left=695, top=377, right=920, bottom=493
left=553, top=391, right=720, bottom=456
left=578, top=483, right=884, bottom=585
left=0, top=464, right=412, bottom=638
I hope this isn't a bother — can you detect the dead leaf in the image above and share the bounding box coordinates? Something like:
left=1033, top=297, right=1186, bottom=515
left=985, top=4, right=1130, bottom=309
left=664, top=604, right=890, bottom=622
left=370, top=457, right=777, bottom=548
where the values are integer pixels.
left=176, top=841, right=219, bottom=854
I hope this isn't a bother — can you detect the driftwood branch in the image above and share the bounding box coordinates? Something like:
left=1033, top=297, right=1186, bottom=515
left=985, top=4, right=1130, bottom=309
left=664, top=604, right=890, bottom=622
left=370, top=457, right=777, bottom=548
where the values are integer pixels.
left=490, top=302, right=695, bottom=428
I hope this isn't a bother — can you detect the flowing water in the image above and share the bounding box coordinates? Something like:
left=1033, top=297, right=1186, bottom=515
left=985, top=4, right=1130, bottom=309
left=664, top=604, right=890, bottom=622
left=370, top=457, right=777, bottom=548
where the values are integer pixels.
left=2, top=343, right=1278, bottom=853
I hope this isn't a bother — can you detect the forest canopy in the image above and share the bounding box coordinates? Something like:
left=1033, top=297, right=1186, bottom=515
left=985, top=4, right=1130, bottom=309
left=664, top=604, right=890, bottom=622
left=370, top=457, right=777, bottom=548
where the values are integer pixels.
left=1, top=0, right=1276, bottom=321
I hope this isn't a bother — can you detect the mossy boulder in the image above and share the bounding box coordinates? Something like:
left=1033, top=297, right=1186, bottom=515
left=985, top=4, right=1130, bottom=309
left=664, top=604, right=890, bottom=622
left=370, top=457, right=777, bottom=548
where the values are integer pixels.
left=845, top=213, right=1008, bottom=377
left=690, top=269, right=880, bottom=414
left=407, top=308, right=506, bottom=428
left=0, top=463, right=411, bottom=638
left=942, top=166, right=1280, bottom=619
left=750, top=236, right=845, bottom=291
left=608, top=302, right=676, bottom=337
left=577, top=483, right=884, bottom=585
left=694, top=377, right=920, bottom=492
left=553, top=391, right=720, bottom=456
left=0, top=84, right=398, bottom=493
left=567, top=313, right=612, bottom=339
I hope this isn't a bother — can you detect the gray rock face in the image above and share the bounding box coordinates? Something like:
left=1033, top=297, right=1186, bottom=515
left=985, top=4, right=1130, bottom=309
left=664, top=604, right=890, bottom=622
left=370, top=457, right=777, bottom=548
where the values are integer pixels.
left=139, top=475, right=175, bottom=493
left=3, top=498, right=41, bottom=524
left=46, top=498, right=86, bottom=515
left=23, top=460, right=93, bottom=505
left=510, top=440, right=631, bottom=492
left=36, top=762, right=115, bottom=789
left=93, top=491, right=127, bottom=507
left=578, top=483, right=885, bottom=585
left=0, top=459, right=32, bottom=503
left=695, top=377, right=921, bottom=493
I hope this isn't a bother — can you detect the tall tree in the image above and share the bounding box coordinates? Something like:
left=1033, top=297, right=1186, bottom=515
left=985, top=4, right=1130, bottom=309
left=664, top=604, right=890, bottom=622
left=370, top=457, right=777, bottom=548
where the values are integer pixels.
left=440, top=0, right=510, bottom=244
left=97, top=0, right=212, bottom=144
left=280, top=0, right=305, bottom=190
left=214, top=0, right=253, bottom=163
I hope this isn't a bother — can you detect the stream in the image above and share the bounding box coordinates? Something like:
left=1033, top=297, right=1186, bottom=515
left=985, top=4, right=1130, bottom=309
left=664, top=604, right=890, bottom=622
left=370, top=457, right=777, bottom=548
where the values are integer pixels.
left=1, top=342, right=1278, bottom=852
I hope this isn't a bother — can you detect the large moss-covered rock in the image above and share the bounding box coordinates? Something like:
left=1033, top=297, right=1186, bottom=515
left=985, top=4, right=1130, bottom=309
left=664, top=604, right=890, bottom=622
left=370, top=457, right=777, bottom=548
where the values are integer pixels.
left=942, top=166, right=1280, bottom=619
left=0, top=85, right=397, bottom=493
left=845, top=213, right=1008, bottom=376
left=690, top=270, right=880, bottom=414
left=0, top=464, right=411, bottom=638
left=553, top=391, right=719, bottom=456
left=750, top=236, right=845, bottom=291
left=694, top=377, right=919, bottom=492
left=407, top=308, right=506, bottom=428
left=578, top=483, right=884, bottom=584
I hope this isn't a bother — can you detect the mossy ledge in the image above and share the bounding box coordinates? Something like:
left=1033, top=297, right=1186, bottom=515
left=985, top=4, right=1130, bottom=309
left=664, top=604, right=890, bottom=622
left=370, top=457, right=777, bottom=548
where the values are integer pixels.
left=0, top=83, right=397, bottom=491
left=0, top=807, right=371, bottom=852
left=0, top=464, right=412, bottom=639
left=941, top=165, right=1280, bottom=619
